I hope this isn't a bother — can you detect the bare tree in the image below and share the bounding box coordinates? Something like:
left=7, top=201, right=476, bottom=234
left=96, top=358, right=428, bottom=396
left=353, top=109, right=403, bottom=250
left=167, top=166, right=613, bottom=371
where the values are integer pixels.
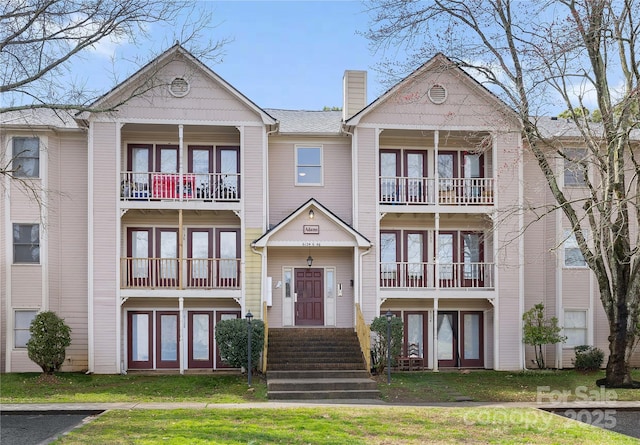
left=365, top=0, right=639, bottom=387
left=1, top=0, right=229, bottom=196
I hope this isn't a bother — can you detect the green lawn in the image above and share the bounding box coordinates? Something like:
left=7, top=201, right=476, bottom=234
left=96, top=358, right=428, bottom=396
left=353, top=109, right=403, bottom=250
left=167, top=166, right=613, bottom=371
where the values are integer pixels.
left=54, top=407, right=638, bottom=444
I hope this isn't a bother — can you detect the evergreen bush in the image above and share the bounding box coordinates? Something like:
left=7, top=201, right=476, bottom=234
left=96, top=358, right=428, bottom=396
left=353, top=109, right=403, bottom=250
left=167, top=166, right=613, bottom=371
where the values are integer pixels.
left=573, top=345, right=605, bottom=372
left=370, top=315, right=403, bottom=374
left=214, top=318, right=264, bottom=370
left=27, top=311, right=72, bottom=374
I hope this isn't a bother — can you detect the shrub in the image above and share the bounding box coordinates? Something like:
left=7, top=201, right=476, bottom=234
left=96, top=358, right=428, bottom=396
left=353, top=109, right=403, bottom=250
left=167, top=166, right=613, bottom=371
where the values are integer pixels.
left=370, top=315, right=403, bottom=374
left=522, top=303, right=566, bottom=369
left=573, top=345, right=605, bottom=372
left=27, top=311, right=72, bottom=374
left=215, top=318, right=264, bottom=370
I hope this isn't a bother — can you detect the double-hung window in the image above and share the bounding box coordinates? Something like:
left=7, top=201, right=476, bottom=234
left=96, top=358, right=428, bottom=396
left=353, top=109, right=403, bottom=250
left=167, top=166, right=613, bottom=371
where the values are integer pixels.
left=13, top=137, right=40, bottom=178
left=15, top=310, right=37, bottom=348
left=296, top=146, right=322, bottom=185
left=563, top=229, right=587, bottom=268
left=13, top=224, right=40, bottom=264
left=563, top=148, right=587, bottom=186
left=564, top=310, right=588, bottom=346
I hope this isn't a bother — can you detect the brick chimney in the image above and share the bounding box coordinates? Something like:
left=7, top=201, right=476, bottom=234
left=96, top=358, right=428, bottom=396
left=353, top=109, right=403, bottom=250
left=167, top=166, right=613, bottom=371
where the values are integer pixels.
left=342, top=70, right=367, bottom=120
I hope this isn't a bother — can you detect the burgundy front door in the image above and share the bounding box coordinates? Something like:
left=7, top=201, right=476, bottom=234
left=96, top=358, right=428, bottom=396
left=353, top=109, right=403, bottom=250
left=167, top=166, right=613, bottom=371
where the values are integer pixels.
left=295, top=268, right=324, bottom=326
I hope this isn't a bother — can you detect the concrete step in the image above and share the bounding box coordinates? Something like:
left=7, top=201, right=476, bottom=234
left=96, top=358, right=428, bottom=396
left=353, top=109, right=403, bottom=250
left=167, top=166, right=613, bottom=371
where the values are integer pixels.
left=267, top=370, right=372, bottom=380
left=268, top=378, right=378, bottom=392
left=268, top=389, right=381, bottom=400
left=268, top=362, right=365, bottom=371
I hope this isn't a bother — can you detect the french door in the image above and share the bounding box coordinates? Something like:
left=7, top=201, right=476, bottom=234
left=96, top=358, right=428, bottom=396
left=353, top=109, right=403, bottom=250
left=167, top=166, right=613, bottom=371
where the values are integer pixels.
left=381, top=230, right=428, bottom=287
left=127, top=310, right=180, bottom=369
left=437, top=231, right=484, bottom=287
left=380, top=150, right=427, bottom=203
left=188, top=311, right=213, bottom=368
left=437, top=311, right=484, bottom=368
left=438, top=151, right=484, bottom=200
left=187, top=228, right=213, bottom=287
left=127, top=228, right=178, bottom=287
left=404, top=311, right=428, bottom=367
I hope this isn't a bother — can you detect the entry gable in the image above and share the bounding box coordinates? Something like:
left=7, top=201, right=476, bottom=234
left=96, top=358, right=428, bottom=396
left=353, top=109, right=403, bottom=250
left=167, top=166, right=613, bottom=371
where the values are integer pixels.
left=77, top=43, right=276, bottom=126
left=345, top=53, right=519, bottom=131
left=252, top=198, right=371, bottom=248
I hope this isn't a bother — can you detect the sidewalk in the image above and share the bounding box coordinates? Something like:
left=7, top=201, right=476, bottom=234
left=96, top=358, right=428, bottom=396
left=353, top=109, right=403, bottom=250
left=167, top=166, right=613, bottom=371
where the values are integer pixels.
left=3, top=400, right=640, bottom=411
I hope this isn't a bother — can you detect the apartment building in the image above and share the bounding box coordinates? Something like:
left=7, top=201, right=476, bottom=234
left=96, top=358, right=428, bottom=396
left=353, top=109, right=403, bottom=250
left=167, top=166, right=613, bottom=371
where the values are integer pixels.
left=2, top=44, right=637, bottom=373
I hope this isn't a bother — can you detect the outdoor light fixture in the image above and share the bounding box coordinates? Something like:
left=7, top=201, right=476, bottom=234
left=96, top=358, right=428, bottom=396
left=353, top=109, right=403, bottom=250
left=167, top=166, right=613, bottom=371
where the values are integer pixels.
left=308, top=209, right=314, bottom=219
left=246, top=311, right=253, bottom=386
left=307, top=255, right=313, bottom=267
left=386, top=310, right=393, bottom=385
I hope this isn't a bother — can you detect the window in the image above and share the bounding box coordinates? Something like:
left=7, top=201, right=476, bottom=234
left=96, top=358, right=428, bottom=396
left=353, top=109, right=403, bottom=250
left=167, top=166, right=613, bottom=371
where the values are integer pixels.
left=12, top=137, right=40, bottom=177
left=564, top=148, right=587, bottom=186
left=15, top=310, right=37, bottom=348
left=564, top=310, right=588, bottom=346
left=296, top=146, right=322, bottom=185
left=13, top=224, right=40, bottom=263
left=563, top=229, right=587, bottom=268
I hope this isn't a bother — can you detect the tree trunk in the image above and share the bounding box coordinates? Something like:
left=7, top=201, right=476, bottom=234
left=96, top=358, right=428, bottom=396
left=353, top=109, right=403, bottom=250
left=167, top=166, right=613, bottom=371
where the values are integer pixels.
left=600, top=289, right=638, bottom=388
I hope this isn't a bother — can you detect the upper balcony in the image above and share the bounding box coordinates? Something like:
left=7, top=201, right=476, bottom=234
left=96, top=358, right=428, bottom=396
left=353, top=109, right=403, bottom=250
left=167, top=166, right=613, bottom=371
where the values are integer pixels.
left=120, top=172, right=240, bottom=205
left=379, top=177, right=494, bottom=207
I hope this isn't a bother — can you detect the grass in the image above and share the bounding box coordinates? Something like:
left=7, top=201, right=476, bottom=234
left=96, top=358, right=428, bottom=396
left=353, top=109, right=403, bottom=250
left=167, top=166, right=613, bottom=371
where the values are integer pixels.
left=376, top=368, right=640, bottom=403
left=55, top=407, right=639, bottom=444
left=0, top=373, right=267, bottom=403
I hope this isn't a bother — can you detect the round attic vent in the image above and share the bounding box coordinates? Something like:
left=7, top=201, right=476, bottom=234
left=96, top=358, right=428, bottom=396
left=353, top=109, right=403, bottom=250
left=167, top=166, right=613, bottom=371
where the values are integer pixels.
left=169, top=77, right=190, bottom=97
left=428, top=84, right=447, bottom=104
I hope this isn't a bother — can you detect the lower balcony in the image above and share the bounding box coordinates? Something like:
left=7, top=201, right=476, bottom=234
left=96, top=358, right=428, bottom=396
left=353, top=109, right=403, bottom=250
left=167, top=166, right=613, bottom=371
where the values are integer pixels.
left=380, top=262, right=494, bottom=289
left=120, top=257, right=240, bottom=289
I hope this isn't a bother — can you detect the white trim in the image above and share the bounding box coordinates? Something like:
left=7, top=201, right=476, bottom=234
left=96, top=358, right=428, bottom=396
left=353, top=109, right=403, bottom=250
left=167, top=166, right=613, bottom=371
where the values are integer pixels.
left=517, top=132, right=525, bottom=370
left=115, top=121, right=122, bottom=374
left=87, top=122, right=95, bottom=373
left=555, top=155, right=563, bottom=369
left=4, top=148, right=12, bottom=370
left=40, top=134, right=48, bottom=311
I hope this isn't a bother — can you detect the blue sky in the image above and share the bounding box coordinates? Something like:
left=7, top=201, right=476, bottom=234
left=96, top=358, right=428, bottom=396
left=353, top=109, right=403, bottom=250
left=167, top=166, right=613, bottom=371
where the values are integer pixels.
left=86, top=1, right=389, bottom=111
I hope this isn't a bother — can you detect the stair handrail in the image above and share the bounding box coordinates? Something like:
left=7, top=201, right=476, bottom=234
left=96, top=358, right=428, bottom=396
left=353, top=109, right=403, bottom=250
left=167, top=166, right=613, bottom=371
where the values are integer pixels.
left=355, top=303, right=371, bottom=373
left=261, top=301, right=269, bottom=374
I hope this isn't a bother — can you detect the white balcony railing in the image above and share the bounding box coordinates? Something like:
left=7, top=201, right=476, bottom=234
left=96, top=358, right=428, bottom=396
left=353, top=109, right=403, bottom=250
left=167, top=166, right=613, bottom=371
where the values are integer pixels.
left=380, top=261, right=494, bottom=289
left=379, top=177, right=494, bottom=205
left=120, top=257, right=240, bottom=289
left=120, top=172, right=240, bottom=202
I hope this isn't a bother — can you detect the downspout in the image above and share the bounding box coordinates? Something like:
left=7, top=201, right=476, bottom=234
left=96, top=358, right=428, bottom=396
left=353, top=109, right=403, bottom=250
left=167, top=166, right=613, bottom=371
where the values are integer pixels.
left=114, top=121, right=123, bottom=374
left=87, top=121, right=95, bottom=373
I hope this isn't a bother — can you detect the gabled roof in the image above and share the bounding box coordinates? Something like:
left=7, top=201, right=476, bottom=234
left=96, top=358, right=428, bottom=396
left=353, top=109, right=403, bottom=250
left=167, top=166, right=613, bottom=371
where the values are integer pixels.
left=76, top=43, right=277, bottom=126
left=252, top=198, right=371, bottom=248
left=344, top=53, right=519, bottom=127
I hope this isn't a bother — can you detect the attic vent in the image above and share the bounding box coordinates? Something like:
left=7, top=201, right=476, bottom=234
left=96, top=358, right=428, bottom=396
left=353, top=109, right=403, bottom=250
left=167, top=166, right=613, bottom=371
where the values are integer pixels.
left=169, top=77, right=190, bottom=97
left=428, top=84, right=447, bottom=104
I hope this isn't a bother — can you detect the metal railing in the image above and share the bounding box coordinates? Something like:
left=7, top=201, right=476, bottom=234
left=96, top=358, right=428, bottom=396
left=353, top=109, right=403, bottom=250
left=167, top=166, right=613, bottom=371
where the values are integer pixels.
left=380, top=261, right=494, bottom=289
left=379, top=177, right=494, bottom=205
left=120, top=257, right=241, bottom=289
left=120, top=172, right=240, bottom=202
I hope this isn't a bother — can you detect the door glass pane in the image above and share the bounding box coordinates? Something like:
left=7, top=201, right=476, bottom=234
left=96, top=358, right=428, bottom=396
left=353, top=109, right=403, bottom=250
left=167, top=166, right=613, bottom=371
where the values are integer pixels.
left=463, top=313, right=480, bottom=360
left=380, top=233, right=397, bottom=281
left=191, top=232, right=209, bottom=279
left=132, top=147, right=150, bottom=188
left=160, top=231, right=177, bottom=279
left=380, top=152, right=397, bottom=198
left=131, top=313, right=149, bottom=361
left=438, top=154, right=454, bottom=189
left=464, top=154, right=481, bottom=178
left=437, top=314, right=454, bottom=360
left=159, top=148, right=177, bottom=173
left=192, top=314, right=209, bottom=360
left=438, top=234, right=454, bottom=280
left=407, top=314, right=424, bottom=357
left=407, top=233, right=423, bottom=278
left=132, top=231, right=149, bottom=278
left=220, top=313, right=238, bottom=321
left=220, top=149, right=238, bottom=191
left=160, top=314, right=178, bottom=361
left=219, top=231, right=237, bottom=279
left=407, top=153, right=424, bottom=200
left=463, top=233, right=481, bottom=279
left=192, top=149, right=210, bottom=193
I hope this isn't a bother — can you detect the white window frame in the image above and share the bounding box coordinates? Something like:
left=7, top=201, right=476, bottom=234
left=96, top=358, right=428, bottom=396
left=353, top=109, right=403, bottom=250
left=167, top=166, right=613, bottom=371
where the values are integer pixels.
left=13, top=223, right=40, bottom=264
left=563, top=309, right=588, bottom=348
left=295, top=145, right=323, bottom=186
left=12, top=136, right=40, bottom=178
left=562, top=229, right=588, bottom=268
left=563, top=148, right=587, bottom=187
left=14, top=310, right=38, bottom=348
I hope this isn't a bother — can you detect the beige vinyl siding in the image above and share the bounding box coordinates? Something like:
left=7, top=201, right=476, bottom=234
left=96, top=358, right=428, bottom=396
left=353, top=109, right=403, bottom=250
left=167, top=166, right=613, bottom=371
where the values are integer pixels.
left=355, top=127, right=378, bottom=322
left=268, top=137, right=353, bottom=226
left=243, top=126, right=266, bottom=229
left=91, top=121, right=119, bottom=373
left=107, top=59, right=260, bottom=123
left=244, top=228, right=263, bottom=317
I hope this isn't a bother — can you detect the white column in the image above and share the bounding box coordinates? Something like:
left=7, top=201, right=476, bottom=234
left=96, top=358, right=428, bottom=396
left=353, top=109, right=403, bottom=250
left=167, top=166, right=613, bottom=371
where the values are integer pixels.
left=179, top=297, right=184, bottom=375
left=433, top=297, right=439, bottom=372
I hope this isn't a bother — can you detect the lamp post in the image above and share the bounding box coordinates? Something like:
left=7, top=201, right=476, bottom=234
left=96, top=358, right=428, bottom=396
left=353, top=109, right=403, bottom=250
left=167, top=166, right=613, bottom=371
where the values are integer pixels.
left=386, top=310, right=392, bottom=385
left=246, top=311, right=253, bottom=386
